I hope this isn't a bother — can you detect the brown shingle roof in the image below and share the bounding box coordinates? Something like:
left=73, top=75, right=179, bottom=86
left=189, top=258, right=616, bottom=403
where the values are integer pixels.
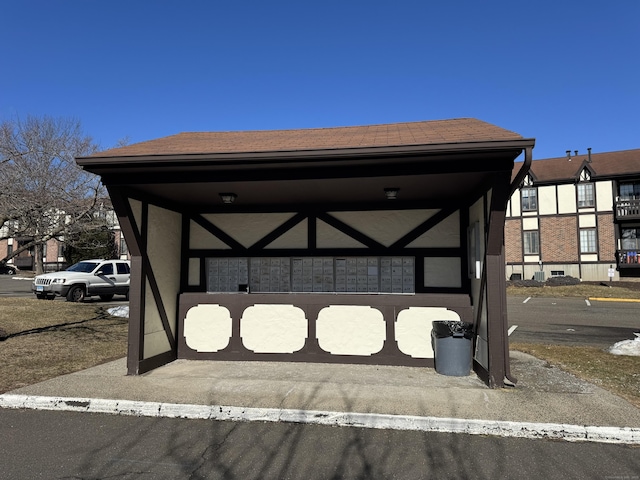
left=525, top=149, right=640, bottom=183
left=91, top=118, right=525, bottom=158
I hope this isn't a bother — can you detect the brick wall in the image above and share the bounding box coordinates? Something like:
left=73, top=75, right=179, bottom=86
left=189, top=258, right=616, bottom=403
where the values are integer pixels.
left=597, top=213, right=616, bottom=262
left=505, top=218, right=522, bottom=263
left=539, top=216, right=578, bottom=262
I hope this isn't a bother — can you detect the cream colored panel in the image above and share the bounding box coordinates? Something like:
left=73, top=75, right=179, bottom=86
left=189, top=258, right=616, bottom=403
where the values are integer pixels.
left=579, top=214, right=596, bottom=228
left=190, top=221, right=231, bottom=249
left=396, top=307, right=460, bottom=359
left=188, top=258, right=200, bottom=286
left=596, top=181, right=614, bottom=211
left=509, top=191, right=521, bottom=217
left=522, top=217, right=538, bottom=230
left=144, top=331, right=172, bottom=358
left=407, top=211, right=460, bottom=248
left=144, top=278, right=164, bottom=334
left=316, top=306, right=385, bottom=356
left=266, top=219, right=308, bottom=249
left=184, top=304, right=232, bottom=352
left=329, top=210, right=436, bottom=247
left=524, top=255, right=540, bottom=264
left=129, top=198, right=142, bottom=235
left=474, top=336, right=488, bottom=369
left=424, top=257, right=461, bottom=288
left=147, top=205, right=181, bottom=338
left=558, top=184, right=577, bottom=214
left=202, top=213, right=295, bottom=248
left=316, top=219, right=366, bottom=248
left=580, top=254, right=598, bottom=263
left=538, top=186, right=557, bottom=215
left=241, top=305, right=307, bottom=353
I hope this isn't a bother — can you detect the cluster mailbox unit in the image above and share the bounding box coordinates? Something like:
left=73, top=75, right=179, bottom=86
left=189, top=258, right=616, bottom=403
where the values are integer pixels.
left=77, top=118, right=534, bottom=388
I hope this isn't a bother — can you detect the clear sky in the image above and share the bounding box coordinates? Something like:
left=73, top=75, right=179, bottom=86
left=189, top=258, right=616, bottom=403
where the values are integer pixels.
left=2, top=1, right=638, bottom=160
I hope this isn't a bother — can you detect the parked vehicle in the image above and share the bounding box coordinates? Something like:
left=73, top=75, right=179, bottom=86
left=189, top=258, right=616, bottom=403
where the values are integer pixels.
left=32, top=259, right=130, bottom=302
left=0, top=263, right=19, bottom=275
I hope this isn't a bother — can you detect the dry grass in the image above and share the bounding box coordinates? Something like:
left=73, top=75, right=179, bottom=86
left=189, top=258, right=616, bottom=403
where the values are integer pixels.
left=512, top=342, right=640, bottom=409
left=507, top=281, right=640, bottom=299
left=0, top=298, right=127, bottom=393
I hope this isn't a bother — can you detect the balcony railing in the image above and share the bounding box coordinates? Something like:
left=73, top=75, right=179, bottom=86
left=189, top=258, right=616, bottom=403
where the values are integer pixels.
left=615, top=198, right=640, bottom=219
left=618, top=249, right=640, bottom=268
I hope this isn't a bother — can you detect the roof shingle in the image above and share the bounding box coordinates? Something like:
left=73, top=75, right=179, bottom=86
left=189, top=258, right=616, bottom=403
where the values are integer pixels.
left=91, top=118, right=525, bottom=158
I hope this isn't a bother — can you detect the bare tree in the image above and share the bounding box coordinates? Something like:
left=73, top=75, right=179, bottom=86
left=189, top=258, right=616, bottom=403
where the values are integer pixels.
left=0, top=115, right=105, bottom=274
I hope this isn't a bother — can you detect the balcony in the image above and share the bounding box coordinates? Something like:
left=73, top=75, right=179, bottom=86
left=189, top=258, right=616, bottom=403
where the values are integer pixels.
left=615, top=197, right=640, bottom=220
left=618, top=250, right=640, bottom=268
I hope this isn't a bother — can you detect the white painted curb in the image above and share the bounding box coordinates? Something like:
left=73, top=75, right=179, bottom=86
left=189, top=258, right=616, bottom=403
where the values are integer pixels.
left=1, top=394, right=639, bottom=445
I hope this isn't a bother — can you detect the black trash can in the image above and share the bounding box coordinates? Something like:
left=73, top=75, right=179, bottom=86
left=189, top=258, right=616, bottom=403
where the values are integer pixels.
left=431, top=320, right=473, bottom=376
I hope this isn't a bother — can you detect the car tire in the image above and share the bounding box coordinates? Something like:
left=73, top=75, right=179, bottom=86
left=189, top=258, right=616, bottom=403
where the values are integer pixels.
left=7, top=267, right=16, bottom=275
left=66, top=285, right=85, bottom=303
left=99, top=294, right=114, bottom=301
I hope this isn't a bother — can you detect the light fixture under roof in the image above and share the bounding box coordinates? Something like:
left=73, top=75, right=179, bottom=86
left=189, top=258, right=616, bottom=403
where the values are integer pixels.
left=384, top=188, right=399, bottom=200
left=219, top=193, right=237, bottom=204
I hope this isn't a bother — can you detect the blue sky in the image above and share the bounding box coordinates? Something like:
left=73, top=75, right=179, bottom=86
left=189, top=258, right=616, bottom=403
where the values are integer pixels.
left=2, top=1, right=638, bottom=160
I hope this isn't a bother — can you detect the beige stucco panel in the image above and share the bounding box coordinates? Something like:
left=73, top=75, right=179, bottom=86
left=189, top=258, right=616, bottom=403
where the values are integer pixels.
left=188, top=258, right=200, bottom=286
left=190, top=221, right=231, bottom=250
left=522, top=217, right=538, bottom=230
left=266, top=219, right=308, bottom=249
left=407, top=211, right=460, bottom=248
left=144, top=278, right=164, bottom=335
left=147, top=205, right=181, bottom=337
left=538, top=185, right=557, bottom=215
left=316, top=306, right=385, bottom=356
left=202, top=213, right=295, bottom=248
left=396, top=307, right=461, bottom=359
left=144, top=330, right=172, bottom=359
left=558, top=184, right=577, bottom=214
left=316, top=219, right=366, bottom=248
left=329, top=210, right=437, bottom=247
left=129, top=198, right=142, bottom=235
left=579, top=214, right=596, bottom=228
left=596, top=181, right=613, bottom=211
left=184, top=304, right=232, bottom=352
left=241, top=305, right=307, bottom=353
left=508, top=190, right=521, bottom=217
left=424, top=257, right=462, bottom=288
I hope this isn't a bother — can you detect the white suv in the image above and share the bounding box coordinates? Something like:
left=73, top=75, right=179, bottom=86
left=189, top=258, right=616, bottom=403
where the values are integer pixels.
left=32, top=259, right=130, bottom=302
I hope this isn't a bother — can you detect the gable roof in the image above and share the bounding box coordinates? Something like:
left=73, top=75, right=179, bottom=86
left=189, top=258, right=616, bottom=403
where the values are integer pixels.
left=87, top=118, right=526, bottom=159
left=516, top=148, right=640, bottom=184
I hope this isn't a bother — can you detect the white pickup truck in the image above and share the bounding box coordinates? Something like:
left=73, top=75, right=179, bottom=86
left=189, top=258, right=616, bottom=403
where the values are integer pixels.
left=32, top=259, right=130, bottom=302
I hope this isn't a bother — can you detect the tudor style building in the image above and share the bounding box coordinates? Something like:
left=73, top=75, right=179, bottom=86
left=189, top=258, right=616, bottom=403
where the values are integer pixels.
left=506, top=148, right=640, bottom=282
left=77, top=118, right=535, bottom=388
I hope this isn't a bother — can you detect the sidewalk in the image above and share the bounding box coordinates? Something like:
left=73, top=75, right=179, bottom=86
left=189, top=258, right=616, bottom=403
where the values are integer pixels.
left=2, top=351, right=640, bottom=443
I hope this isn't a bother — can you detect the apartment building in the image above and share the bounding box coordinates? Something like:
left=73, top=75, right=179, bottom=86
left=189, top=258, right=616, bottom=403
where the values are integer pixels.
left=506, top=148, right=640, bottom=282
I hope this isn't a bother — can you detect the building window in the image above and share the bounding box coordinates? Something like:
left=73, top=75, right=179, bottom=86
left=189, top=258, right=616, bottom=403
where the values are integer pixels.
left=619, top=182, right=640, bottom=200
left=7, top=244, right=13, bottom=257
left=523, top=231, right=539, bottom=255
left=577, top=183, right=594, bottom=207
left=621, top=228, right=640, bottom=250
left=551, top=270, right=565, bottom=277
left=580, top=229, right=597, bottom=253
left=521, top=188, right=537, bottom=211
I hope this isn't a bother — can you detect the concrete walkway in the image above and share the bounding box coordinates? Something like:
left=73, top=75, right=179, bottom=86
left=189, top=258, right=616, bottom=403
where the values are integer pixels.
left=2, top=351, right=640, bottom=444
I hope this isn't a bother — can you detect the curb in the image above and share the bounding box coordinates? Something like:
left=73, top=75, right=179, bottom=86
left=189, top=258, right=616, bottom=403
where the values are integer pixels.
left=1, top=394, right=639, bottom=445
left=588, top=297, right=640, bottom=303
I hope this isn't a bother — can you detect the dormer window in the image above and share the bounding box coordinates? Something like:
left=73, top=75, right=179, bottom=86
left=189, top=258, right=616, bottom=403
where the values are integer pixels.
left=521, top=187, right=537, bottom=211
left=577, top=183, right=594, bottom=208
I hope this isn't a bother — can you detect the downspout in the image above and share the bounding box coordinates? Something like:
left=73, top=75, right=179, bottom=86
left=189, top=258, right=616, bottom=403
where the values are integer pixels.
left=503, top=146, right=533, bottom=386
left=509, top=146, right=533, bottom=197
